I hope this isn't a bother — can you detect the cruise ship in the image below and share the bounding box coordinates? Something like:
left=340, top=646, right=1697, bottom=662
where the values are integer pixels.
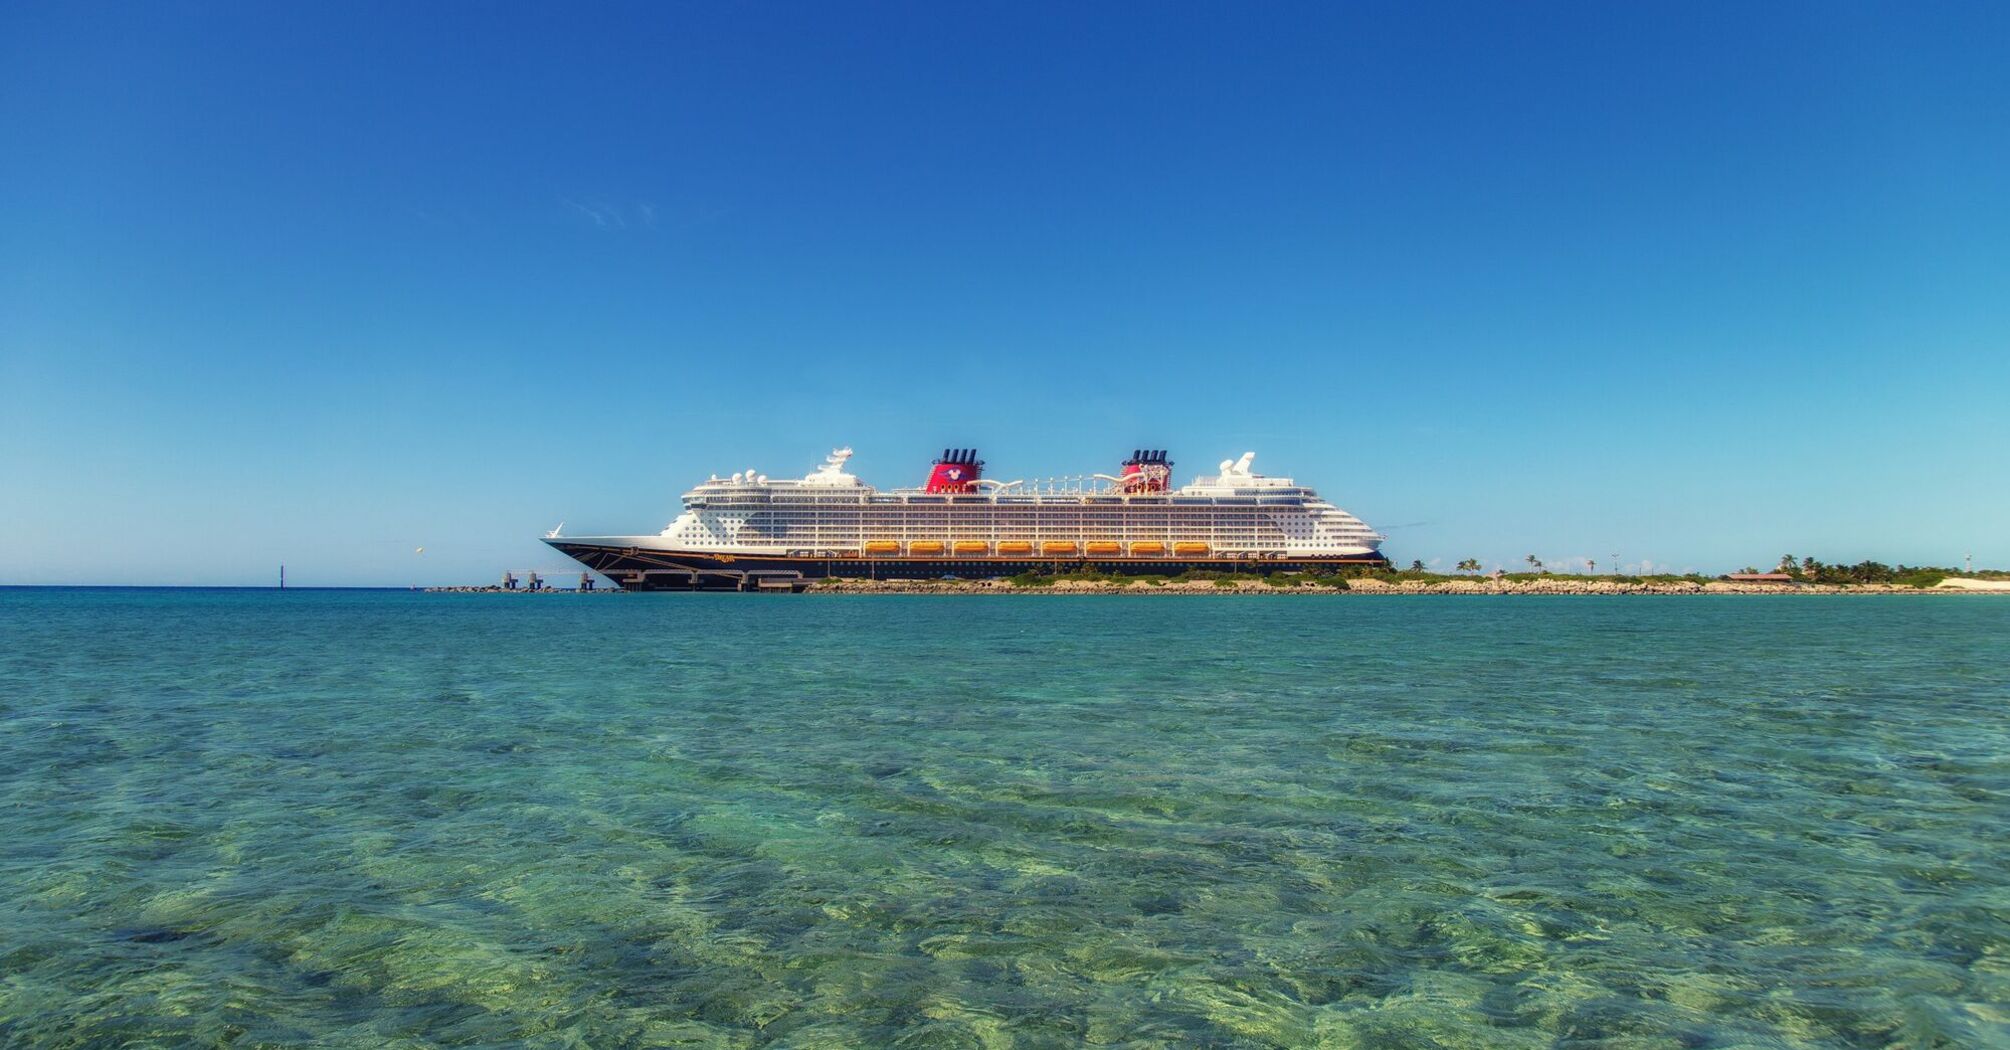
left=544, top=447, right=1387, bottom=590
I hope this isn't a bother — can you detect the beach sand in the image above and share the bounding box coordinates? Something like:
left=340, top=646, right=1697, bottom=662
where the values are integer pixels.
left=1934, top=576, right=2010, bottom=591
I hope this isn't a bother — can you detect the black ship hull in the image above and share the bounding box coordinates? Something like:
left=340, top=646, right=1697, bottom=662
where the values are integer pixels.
left=546, top=541, right=1390, bottom=592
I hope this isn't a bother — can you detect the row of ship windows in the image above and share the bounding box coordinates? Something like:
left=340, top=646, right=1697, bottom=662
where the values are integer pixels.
left=706, top=530, right=1377, bottom=542
left=707, top=522, right=1382, bottom=539
left=717, top=529, right=1379, bottom=539
left=720, top=513, right=1361, bottom=526
left=678, top=533, right=1374, bottom=547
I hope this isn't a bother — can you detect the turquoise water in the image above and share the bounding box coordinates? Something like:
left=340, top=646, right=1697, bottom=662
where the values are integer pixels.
left=1, top=590, right=2005, bottom=1048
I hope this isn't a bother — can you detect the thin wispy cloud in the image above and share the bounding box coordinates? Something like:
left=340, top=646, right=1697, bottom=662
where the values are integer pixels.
left=562, top=198, right=623, bottom=229
left=561, top=198, right=662, bottom=231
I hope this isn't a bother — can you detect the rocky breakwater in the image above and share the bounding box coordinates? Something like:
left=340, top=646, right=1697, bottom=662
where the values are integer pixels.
left=807, top=575, right=1980, bottom=595
left=1345, top=577, right=1704, bottom=595
left=1332, top=578, right=1932, bottom=595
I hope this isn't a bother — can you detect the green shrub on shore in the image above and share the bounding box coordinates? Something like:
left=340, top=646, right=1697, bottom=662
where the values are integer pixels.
left=1781, top=557, right=1965, bottom=587
left=1253, top=571, right=1351, bottom=589
left=1005, top=569, right=1131, bottom=588
left=1359, top=569, right=1460, bottom=584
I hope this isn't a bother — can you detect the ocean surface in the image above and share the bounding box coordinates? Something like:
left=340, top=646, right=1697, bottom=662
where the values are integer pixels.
left=0, top=588, right=2005, bottom=1048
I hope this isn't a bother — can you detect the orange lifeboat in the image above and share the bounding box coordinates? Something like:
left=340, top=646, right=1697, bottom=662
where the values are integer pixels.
left=863, top=540, right=901, bottom=555
left=1129, top=542, right=1167, bottom=556
left=1042, top=541, right=1079, bottom=556
left=909, top=540, right=945, bottom=555
left=996, top=541, right=1033, bottom=556
left=953, top=541, right=989, bottom=555
left=1173, top=542, right=1210, bottom=556
left=1084, top=541, right=1122, bottom=556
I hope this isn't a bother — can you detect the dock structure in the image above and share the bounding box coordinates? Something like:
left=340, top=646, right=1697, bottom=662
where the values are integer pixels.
left=429, top=570, right=615, bottom=594
left=606, top=567, right=812, bottom=592
left=472, top=570, right=602, bottom=593
left=427, top=568, right=804, bottom=593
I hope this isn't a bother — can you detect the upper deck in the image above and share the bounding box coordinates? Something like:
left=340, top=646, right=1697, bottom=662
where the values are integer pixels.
left=681, top=449, right=1342, bottom=510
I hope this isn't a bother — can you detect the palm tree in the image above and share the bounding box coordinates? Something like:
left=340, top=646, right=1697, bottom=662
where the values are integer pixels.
left=1525, top=554, right=1544, bottom=574
left=1455, top=558, right=1481, bottom=574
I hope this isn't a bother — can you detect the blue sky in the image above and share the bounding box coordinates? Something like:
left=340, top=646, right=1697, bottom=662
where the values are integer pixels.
left=3, top=2, right=2006, bottom=585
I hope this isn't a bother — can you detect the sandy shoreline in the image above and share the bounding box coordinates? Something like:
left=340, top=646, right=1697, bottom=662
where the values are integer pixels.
left=1930, top=576, right=2010, bottom=592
